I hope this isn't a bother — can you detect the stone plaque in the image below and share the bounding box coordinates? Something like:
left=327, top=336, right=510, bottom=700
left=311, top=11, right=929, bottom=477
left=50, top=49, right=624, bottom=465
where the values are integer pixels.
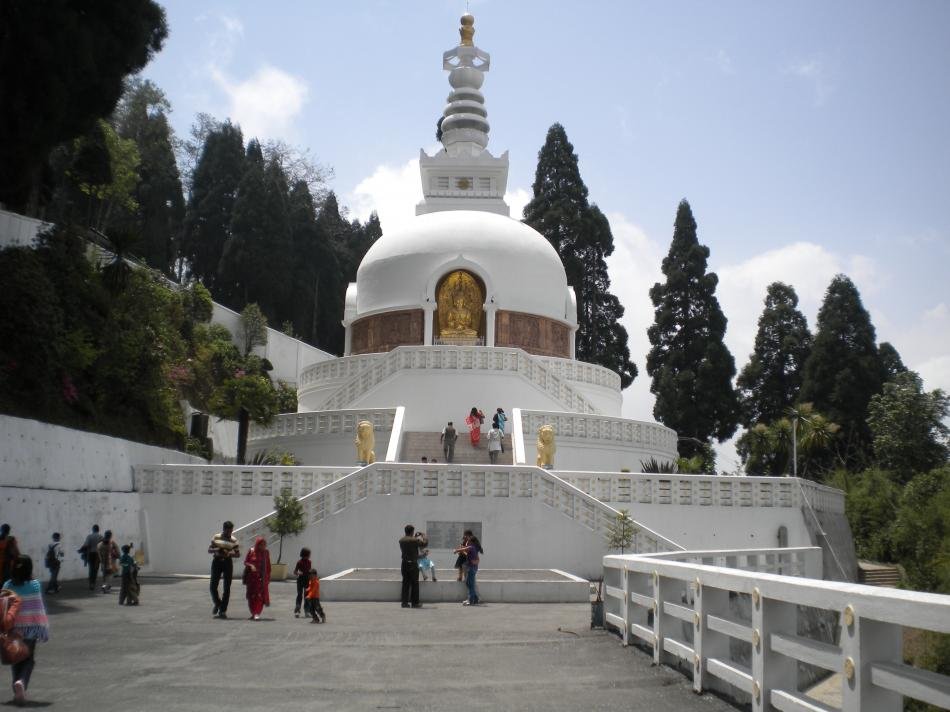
left=424, top=521, right=482, bottom=550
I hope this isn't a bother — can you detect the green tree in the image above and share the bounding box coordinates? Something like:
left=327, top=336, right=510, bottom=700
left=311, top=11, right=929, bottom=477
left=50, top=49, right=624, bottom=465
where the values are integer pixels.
left=0, top=0, right=167, bottom=211
left=834, top=468, right=899, bottom=563
left=71, top=120, right=141, bottom=233
left=288, top=181, right=338, bottom=346
left=736, top=282, right=812, bottom=428
left=799, top=275, right=884, bottom=467
left=240, top=303, right=268, bottom=357
left=646, top=199, right=739, bottom=458
left=891, top=466, right=950, bottom=592
left=114, top=79, right=185, bottom=276
left=180, top=121, right=245, bottom=289
left=605, top=509, right=636, bottom=553
left=737, top=403, right=839, bottom=478
left=523, top=124, right=637, bottom=386
left=266, top=488, right=306, bottom=564
left=867, top=371, right=949, bottom=482
left=877, top=341, right=907, bottom=382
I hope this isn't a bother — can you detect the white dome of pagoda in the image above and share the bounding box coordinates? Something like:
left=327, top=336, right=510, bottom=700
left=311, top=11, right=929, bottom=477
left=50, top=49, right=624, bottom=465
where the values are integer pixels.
left=355, top=210, right=572, bottom=323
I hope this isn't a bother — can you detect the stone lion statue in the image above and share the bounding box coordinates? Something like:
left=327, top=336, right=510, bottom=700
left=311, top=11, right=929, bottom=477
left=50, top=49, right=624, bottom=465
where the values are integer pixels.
left=536, top=424, right=556, bottom=469
left=355, top=420, right=376, bottom=465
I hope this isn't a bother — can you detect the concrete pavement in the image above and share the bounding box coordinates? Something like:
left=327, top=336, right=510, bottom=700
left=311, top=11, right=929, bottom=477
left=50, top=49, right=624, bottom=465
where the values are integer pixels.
left=7, top=576, right=742, bottom=711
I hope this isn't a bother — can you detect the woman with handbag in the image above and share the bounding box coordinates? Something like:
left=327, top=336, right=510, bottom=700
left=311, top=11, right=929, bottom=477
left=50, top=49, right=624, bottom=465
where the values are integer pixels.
left=243, top=537, right=271, bottom=620
left=3, top=555, right=50, bottom=705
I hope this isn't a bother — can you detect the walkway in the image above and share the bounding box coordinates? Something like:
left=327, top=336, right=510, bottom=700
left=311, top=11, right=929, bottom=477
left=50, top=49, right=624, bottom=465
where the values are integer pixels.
left=19, top=577, right=741, bottom=711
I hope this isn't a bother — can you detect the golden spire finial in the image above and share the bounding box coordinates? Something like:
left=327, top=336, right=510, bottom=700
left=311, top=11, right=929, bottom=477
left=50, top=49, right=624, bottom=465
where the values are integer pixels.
left=459, top=12, right=475, bottom=46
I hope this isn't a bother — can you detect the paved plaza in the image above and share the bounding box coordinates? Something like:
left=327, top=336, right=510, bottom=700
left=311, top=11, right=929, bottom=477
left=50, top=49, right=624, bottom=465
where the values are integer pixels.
left=5, top=575, right=742, bottom=711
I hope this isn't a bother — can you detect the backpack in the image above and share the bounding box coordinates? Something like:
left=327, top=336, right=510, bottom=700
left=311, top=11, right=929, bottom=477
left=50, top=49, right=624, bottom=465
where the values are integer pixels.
left=45, top=544, right=58, bottom=569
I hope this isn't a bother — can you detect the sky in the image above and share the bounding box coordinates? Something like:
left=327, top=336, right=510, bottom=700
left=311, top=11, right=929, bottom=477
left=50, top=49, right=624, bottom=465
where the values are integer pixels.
left=142, top=1, right=950, bottom=471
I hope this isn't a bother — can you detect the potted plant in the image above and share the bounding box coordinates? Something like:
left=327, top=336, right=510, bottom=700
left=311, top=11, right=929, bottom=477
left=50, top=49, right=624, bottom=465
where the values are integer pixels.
left=266, top=487, right=306, bottom=580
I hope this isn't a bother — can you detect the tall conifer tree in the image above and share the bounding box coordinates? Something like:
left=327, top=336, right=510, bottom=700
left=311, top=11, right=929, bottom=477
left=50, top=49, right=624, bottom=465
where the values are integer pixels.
left=180, top=121, right=245, bottom=290
left=736, top=282, right=812, bottom=428
left=523, top=123, right=637, bottom=386
left=799, top=274, right=884, bottom=463
left=647, top=199, right=739, bottom=457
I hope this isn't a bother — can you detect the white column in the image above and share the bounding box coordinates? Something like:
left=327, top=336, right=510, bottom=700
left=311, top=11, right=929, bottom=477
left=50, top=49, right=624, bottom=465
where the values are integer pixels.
left=485, top=303, right=497, bottom=347
left=343, top=321, right=352, bottom=356
left=569, top=326, right=577, bottom=359
left=423, top=304, right=435, bottom=346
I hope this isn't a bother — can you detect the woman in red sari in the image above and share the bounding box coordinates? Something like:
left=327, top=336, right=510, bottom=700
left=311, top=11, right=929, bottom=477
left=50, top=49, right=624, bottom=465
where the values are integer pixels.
left=465, top=407, right=485, bottom=446
left=243, top=537, right=271, bottom=620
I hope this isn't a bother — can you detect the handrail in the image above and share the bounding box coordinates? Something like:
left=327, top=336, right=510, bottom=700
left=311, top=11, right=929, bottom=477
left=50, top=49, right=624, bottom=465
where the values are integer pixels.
left=232, top=462, right=683, bottom=555
left=797, top=479, right=850, bottom=581
left=133, top=464, right=357, bottom=499
left=248, top=407, right=399, bottom=441
left=385, top=406, right=405, bottom=462
left=603, top=550, right=950, bottom=711
left=517, top=410, right=679, bottom=459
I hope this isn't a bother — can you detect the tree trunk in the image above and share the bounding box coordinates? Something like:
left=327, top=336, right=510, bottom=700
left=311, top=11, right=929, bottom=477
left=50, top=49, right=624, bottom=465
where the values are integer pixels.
left=236, top=407, right=250, bottom=464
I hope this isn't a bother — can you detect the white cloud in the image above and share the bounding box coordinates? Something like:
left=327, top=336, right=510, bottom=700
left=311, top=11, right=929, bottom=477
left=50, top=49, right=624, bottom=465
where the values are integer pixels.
left=714, top=49, right=735, bottom=75
left=211, top=65, right=309, bottom=142
left=785, top=57, right=834, bottom=106
left=507, top=187, right=531, bottom=221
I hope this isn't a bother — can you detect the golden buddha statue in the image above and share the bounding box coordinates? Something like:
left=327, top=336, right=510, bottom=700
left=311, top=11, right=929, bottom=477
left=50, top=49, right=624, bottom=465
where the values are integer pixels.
left=437, top=270, right=482, bottom=339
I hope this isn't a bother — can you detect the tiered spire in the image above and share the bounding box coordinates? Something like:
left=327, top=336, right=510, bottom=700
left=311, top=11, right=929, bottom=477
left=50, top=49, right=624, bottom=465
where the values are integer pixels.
left=439, top=13, right=491, bottom=156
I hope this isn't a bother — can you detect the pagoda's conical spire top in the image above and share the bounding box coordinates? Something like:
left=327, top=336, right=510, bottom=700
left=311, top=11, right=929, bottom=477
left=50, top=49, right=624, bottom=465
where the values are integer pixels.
left=440, top=13, right=491, bottom=156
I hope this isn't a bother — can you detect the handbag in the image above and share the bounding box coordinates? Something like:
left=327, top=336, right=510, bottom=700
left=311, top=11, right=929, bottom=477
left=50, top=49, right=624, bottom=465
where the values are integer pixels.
left=0, top=631, right=29, bottom=665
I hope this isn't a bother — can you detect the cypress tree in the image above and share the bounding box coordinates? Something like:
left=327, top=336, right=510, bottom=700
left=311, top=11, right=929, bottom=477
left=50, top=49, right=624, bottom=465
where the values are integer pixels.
left=115, top=80, right=184, bottom=276
left=799, top=274, right=884, bottom=464
left=523, top=123, right=637, bottom=386
left=736, top=282, right=812, bottom=428
left=312, top=193, right=351, bottom=354
left=180, top=121, right=245, bottom=290
left=647, top=199, right=739, bottom=457
left=878, top=342, right=907, bottom=381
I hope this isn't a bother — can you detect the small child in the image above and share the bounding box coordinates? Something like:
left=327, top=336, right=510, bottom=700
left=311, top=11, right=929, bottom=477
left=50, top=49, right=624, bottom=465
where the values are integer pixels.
left=305, top=569, right=326, bottom=623
left=418, top=543, right=437, bottom=582
left=118, top=544, right=140, bottom=605
left=45, top=532, right=64, bottom=594
left=293, top=547, right=312, bottom=617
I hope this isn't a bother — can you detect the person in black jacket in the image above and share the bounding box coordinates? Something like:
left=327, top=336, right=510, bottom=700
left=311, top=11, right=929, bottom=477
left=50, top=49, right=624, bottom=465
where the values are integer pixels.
left=398, top=525, right=427, bottom=608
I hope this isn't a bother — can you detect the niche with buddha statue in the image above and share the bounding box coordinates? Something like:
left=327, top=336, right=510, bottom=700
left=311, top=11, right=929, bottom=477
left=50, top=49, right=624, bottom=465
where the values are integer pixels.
left=435, top=270, right=485, bottom=345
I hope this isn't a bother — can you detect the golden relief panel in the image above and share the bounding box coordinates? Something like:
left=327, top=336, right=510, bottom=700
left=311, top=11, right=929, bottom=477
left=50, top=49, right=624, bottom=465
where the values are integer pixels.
left=436, top=270, right=484, bottom=339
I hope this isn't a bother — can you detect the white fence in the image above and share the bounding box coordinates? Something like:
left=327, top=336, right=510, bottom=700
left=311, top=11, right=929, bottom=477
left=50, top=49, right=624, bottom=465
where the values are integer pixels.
left=133, top=465, right=357, bottom=499
left=233, top=462, right=682, bottom=554
left=249, top=408, right=399, bottom=441
left=603, top=549, right=950, bottom=711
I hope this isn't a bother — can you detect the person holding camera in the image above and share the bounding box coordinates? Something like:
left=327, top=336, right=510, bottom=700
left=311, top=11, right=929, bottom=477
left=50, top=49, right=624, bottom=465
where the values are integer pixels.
left=398, top=525, right=427, bottom=609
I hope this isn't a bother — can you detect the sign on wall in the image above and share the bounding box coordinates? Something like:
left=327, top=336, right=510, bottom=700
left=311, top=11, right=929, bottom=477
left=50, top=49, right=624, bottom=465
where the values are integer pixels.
left=425, top=521, right=482, bottom=550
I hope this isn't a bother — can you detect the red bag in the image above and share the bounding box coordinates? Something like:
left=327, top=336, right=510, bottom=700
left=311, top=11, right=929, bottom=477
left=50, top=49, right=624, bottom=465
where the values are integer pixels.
left=0, top=631, right=28, bottom=665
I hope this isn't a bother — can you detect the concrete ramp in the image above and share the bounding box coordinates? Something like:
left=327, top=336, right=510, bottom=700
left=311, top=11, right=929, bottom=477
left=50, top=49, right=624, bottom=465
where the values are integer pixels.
left=322, top=567, right=589, bottom=603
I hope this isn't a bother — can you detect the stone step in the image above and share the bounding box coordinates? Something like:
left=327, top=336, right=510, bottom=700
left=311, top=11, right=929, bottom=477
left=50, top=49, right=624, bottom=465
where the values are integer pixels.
left=858, top=564, right=902, bottom=588
left=400, top=431, right=512, bottom=465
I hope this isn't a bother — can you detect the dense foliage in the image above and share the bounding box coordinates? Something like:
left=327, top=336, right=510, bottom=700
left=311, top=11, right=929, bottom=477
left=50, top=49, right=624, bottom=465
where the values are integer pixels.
left=646, top=199, right=739, bottom=458
left=523, top=124, right=637, bottom=387
left=736, top=282, right=812, bottom=428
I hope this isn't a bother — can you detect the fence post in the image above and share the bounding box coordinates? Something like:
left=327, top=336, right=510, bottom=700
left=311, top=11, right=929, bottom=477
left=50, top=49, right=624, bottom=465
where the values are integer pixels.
left=840, top=606, right=902, bottom=712
left=696, top=582, right=731, bottom=696
left=621, top=562, right=630, bottom=646
left=751, top=588, right=796, bottom=712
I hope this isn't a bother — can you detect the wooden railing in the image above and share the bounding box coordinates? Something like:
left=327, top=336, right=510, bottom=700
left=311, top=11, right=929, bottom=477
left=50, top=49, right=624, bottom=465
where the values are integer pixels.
left=603, top=548, right=950, bottom=711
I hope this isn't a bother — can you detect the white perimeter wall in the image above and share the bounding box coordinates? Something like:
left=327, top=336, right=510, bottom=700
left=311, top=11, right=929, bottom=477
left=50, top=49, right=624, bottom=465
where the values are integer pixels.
left=249, top=431, right=394, bottom=467
left=0, top=415, right=202, bottom=580
left=550, top=441, right=680, bottom=473
left=142, top=491, right=609, bottom=580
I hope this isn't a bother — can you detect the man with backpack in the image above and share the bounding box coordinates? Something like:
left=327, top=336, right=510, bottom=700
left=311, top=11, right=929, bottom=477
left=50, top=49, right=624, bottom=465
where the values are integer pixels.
left=44, top=532, right=64, bottom=594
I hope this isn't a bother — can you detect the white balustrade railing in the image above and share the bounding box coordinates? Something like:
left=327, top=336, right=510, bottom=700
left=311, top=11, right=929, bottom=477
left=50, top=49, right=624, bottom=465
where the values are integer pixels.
left=306, top=345, right=600, bottom=415
left=533, top=356, right=622, bottom=391
left=233, top=463, right=683, bottom=554
left=248, top=407, right=398, bottom=441
left=552, top=471, right=844, bottom=513
left=517, top=409, right=678, bottom=459
left=603, top=549, right=950, bottom=712
left=133, top=465, right=357, bottom=499
left=297, top=353, right=384, bottom=390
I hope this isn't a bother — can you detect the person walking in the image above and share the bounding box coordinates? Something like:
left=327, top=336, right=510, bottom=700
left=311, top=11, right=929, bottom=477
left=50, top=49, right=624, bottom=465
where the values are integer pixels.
left=398, top=525, right=426, bottom=609
left=2, top=555, right=50, bottom=706
left=440, top=421, right=458, bottom=463
left=208, top=521, right=240, bottom=619
left=243, top=537, right=271, bottom=620
left=44, top=533, right=64, bottom=594
left=0, top=525, right=19, bottom=583
left=80, top=525, right=102, bottom=592
left=495, top=408, right=507, bottom=452
left=487, top=420, right=503, bottom=464
left=117, top=544, right=140, bottom=606
left=96, top=530, right=120, bottom=593
left=292, top=547, right=313, bottom=617
left=465, top=407, right=484, bottom=447
left=304, top=569, right=326, bottom=623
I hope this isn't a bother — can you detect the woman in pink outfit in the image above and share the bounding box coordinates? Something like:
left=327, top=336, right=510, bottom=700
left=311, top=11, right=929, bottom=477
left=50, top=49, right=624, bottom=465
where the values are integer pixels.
left=465, top=407, right=484, bottom=446
left=243, top=537, right=271, bottom=620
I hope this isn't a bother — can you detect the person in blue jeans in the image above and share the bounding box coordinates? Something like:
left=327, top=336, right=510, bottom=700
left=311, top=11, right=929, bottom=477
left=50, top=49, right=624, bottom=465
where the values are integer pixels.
left=455, top=536, right=480, bottom=605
